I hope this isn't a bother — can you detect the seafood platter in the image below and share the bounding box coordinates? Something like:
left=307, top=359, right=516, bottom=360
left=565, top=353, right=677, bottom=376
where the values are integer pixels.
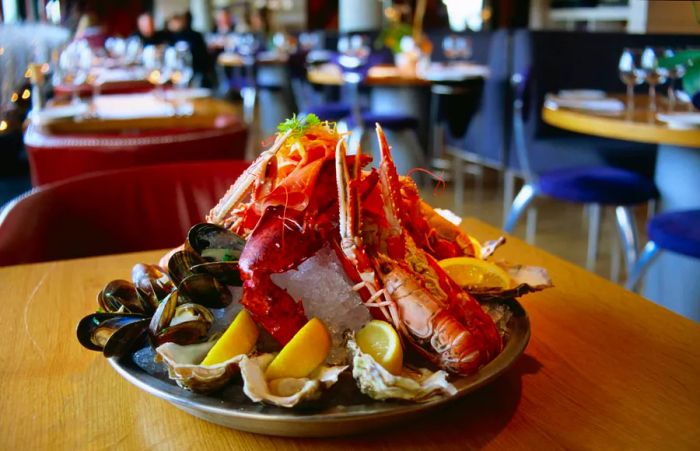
left=77, top=115, right=552, bottom=437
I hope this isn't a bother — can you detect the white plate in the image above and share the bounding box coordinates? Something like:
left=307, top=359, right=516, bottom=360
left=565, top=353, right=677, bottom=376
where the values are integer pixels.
left=656, top=112, right=700, bottom=129
left=165, top=88, right=212, bottom=101
left=557, top=89, right=606, bottom=100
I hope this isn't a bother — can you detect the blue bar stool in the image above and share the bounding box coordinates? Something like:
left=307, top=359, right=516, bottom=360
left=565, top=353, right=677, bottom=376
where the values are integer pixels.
left=627, top=210, right=700, bottom=291
left=301, top=102, right=352, bottom=122
left=504, top=73, right=658, bottom=275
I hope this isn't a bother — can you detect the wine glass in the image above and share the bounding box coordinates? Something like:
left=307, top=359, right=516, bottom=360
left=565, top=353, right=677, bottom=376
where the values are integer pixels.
left=663, top=48, right=685, bottom=111
left=618, top=48, right=643, bottom=112
left=337, top=36, right=351, bottom=55
left=299, top=32, right=320, bottom=51
left=124, top=37, right=143, bottom=65
left=143, top=45, right=171, bottom=98
left=349, top=35, right=370, bottom=62
left=166, top=43, right=194, bottom=114
left=640, top=47, right=668, bottom=112
left=454, top=36, right=472, bottom=61
left=442, top=35, right=459, bottom=63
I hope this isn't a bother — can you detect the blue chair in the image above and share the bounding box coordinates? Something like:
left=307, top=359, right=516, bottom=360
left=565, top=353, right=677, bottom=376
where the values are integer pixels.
left=301, top=102, right=352, bottom=122
left=503, top=72, right=658, bottom=275
left=626, top=210, right=700, bottom=291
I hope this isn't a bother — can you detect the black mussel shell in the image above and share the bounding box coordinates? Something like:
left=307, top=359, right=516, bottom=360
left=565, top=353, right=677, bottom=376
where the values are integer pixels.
left=148, top=290, right=179, bottom=338
left=76, top=313, right=148, bottom=354
left=97, top=280, right=146, bottom=314
left=186, top=223, right=245, bottom=261
left=167, top=250, right=206, bottom=286
left=102, top=318, right=150, bottom=357
left=178, top=273, right=233, bottom=308
left=132, top=263, right=176, bottom=312
left=152, top=320, right=211, bottom=347
left=190, top=261, right=243, bottom=286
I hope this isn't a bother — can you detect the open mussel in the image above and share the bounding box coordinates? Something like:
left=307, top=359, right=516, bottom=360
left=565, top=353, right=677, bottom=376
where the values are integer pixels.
left=77, top=313, right=149, bottom=358
left=97, top=280, right=146, bottom=314
left=149, top=291, right=214, bottom=347
left=186, top=223, right=245, bottom=262
left=132, top=263, right=176, bottom=312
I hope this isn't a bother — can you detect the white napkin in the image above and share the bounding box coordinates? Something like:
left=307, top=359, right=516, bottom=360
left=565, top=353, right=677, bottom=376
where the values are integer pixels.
left=545, top=94, right=624, bottom=112
left=420, top=62, right=490, bottom=81
left=93, top=94, right=175, bottom=119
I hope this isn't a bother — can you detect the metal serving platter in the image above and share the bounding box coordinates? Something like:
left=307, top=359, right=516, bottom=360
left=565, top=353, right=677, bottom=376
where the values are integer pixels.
left=109, top=300, right=530, bottom=438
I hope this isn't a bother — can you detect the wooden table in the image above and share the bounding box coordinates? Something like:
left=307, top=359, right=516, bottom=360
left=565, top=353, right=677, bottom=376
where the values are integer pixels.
left=543, top=95, right=700, bottom=318
left=2, top=218, right=699, bottom=449
left=35, top=96, right=242, bottom=135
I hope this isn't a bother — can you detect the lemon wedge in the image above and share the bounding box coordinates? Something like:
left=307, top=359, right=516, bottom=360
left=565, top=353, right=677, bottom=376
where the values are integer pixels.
left=201, top=309, right=259, bottom=366
left=264, top=317, right=331, bottom=380
left=355, top=320, right=403, bottom=375
left=468, top=235, right=482, bottom=259
left=439, top=257, right=511, bottom=290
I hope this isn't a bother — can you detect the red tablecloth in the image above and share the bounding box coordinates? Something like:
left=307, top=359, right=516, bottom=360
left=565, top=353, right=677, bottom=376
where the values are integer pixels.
left=53, top=80, right=154, bottom=98
left=25, top=122, right=248, bottom=186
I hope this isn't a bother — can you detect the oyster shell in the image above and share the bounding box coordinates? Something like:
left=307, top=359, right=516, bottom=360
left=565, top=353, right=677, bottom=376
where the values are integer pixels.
left=348, top=340, right=457, bottom=403
left=471, top=261, right=553, bottom=301
left=240, top=354, right=347, bottom=408
left=155, top=340, right=245, bottom=393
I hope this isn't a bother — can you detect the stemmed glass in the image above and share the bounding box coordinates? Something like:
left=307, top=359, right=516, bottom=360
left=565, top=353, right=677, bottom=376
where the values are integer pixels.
left=143, top=45, right=171, bottom=99
left=618, top=48, right=643, bottom=112
left=59, top=41, right=92, bottom=105
left=663, top=48, right=685, bottom=111
left=443, top=35, right=471, bottom=63
left=298, top=32, right=320, bottom=51
left=165, top=43, right=194, bottom=114
left=640, top=47, right=668, bottom=112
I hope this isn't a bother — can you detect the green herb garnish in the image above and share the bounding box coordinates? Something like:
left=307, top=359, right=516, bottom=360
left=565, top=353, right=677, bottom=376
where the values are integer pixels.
left=277, top=113, right=322, bottom=138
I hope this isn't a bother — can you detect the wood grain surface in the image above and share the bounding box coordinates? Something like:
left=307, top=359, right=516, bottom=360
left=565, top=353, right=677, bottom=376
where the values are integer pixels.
left=1, top=218, right=699, bottom=450
left=542, top=95, right=700, bottom=148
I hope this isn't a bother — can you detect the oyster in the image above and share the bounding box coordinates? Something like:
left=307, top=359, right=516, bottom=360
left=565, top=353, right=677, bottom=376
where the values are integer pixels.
left=240, top=354, right=347, bottom=408
left=471, top=261, right=553, bottom=302
left=155, top=340, right=245, bottom=393
left=348, top=340, right=457, bottom=403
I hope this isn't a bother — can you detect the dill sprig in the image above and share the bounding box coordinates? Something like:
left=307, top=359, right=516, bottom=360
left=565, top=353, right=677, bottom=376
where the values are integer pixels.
left=277, top=113, right=322, bottom=138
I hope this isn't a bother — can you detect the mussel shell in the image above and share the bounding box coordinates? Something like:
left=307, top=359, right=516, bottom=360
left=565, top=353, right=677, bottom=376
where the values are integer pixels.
left=102, top=318, right=150, bottom=358
left=167, top=250, right=206, bottom=286
left=132, top=263, right=176, bottom=312
left=178, top=273, right=233, bottom=308
left=149, top=290, right=179, bottom=338
left=186, top=223, right=245, bottom=260
left=97, top=280, right=145, bottom=314
left=171, top=303, right=214, bottom=328
left=153, top=320, right=211, bottom=347
left=191, top=261, right=243, bottom=286
left=76, top=313, right=147, bottom=353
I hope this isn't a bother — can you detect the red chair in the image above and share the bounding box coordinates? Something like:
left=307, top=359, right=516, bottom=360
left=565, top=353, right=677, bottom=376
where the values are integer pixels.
left=25, top=121, right=248, bottom=186
left=0, top=160, right=250, bottom=266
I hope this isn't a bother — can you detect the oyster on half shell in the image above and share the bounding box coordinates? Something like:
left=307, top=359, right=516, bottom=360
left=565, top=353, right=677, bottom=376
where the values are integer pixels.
left=240, top=354, right=347, bottom=408
left=155, top=340, right=245, bottom=393
left=348, top=340, right=457, bottom=403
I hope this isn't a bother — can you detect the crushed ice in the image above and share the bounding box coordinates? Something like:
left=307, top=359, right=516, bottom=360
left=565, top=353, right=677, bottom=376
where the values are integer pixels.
left=271, top=245, right=372, bottom=364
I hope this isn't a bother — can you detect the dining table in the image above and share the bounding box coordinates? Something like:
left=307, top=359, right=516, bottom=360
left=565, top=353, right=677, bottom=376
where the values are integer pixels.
left=24, top=93, right=247, bottom=185
left=1, top=217, right=699, bottom=449
left=542, top=94, right=700, bottom=318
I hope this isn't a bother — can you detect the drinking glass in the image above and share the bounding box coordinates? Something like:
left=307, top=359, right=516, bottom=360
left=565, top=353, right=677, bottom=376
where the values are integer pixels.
left=337, top=36, right=351, bottom=55
left=124, top=37, right=143, bottom=65
left=618, top=48, right=643, bottom=112
left=167, top=43, right=193, bottom=89
left=454, top=36, right=472, bottom=61
left=663, top=48, right=685, bottom=111
left=442, top=35, right=458, bottom=63
left=143, top=45, right=171, bottom=98
left=640, top=47, right=668, bottom=112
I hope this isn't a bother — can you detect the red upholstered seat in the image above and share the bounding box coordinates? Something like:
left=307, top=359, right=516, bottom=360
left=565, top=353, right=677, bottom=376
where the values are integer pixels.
left=0, top=160, right=250, bottom=266
left=25, top=122, right=248, bottom=186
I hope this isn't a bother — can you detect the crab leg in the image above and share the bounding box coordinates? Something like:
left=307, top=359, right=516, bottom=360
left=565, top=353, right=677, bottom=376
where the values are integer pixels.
left=335, top=137, right=401, bottom=329
left=207, top=129, right=294, bottom=225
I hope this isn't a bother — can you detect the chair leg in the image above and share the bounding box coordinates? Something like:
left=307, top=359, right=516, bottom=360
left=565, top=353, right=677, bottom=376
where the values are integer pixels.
left=614, top=205, right=640, bottom=278
left=626, top=241, right=660, bottom=292
left=526, top=206, right=538, bottom=245
left=503, top=183, right=538, bottom=233
left=453, top=156, right=465, bottom=215
left=503, top=170, right=517, bottom=225
left=647, top=198, right=657, bottom=223
left=610, top=231, right=621, bottom=283
left=585, top=204, right=602, bottom=272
